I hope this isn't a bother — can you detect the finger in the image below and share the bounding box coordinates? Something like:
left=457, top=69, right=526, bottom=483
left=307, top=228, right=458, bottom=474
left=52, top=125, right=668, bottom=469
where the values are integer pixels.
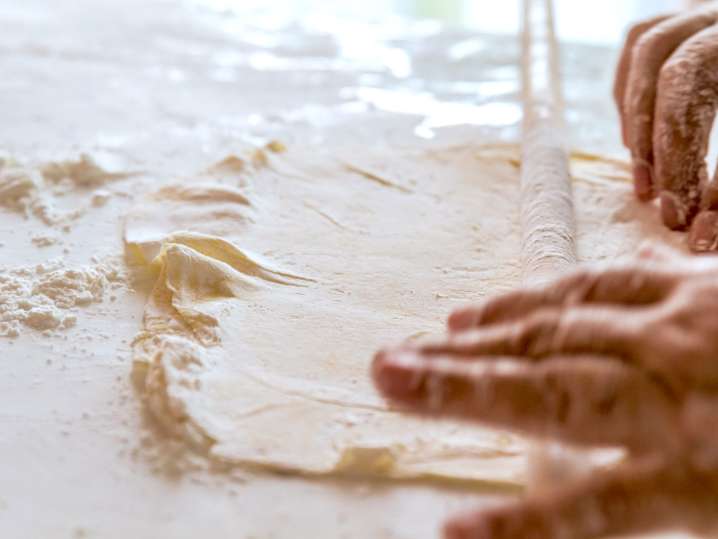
left=613, top=15, right=672, bottom=146
left=372, top=351, right=677, bottom=450
left=444, top=458, right=718, bottom=539
left=690, top=176, right=718, bottom=251
left=701, top=177, right=718, bottom=210
left=654, top=23, right=718, bottom=229
left=440, top=306, right=641, bottom=361
left=624, top=11, right=715, bottom=202
left=689, top=210, right=718, bottom=252
left=447, top=267, right=677, bottom=332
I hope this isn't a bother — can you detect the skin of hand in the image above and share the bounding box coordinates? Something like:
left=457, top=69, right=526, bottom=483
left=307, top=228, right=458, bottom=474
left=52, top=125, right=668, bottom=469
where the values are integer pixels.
left=613, top=3, right=718, bottom=249
left=372, top=244, right=718, bottom=539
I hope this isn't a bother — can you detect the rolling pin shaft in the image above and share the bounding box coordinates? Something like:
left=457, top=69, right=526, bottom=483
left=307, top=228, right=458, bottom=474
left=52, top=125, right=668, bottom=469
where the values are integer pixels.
left=520, top=0, right=576, bottom=287
left=520, top=0, right=581, bottom=490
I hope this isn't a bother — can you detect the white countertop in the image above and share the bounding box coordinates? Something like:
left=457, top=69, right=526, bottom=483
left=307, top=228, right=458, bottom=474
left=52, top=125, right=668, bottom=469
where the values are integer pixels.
left=0, top=1, right=695, bottom=537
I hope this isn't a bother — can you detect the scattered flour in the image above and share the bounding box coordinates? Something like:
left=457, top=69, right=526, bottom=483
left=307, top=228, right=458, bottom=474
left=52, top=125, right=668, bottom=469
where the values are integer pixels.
left=0, top=154, right=133, bottom=226
left=0, top=166, right=67, bottom=225
left=91, top=190, right=112, bottom=207
left=0, top=167, right=39, bottom=212
left=206, top=140, right=285, bottom=177
left=0, top=258, right=126, bottom=338
left=31, top=234, right=59, bottom=247
left=41, top=153, right=133, bottom=187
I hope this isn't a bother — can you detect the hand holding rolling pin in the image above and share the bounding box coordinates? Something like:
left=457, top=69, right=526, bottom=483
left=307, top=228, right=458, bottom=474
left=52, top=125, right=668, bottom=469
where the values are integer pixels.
left=614, top=1, right=718, bottom=249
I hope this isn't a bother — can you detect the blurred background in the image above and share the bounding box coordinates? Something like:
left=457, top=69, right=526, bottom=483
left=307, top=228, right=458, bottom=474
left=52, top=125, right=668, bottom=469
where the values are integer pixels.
left=191, top=0, right=683, bottom=43
left=1, top=0, right=692, bottom=157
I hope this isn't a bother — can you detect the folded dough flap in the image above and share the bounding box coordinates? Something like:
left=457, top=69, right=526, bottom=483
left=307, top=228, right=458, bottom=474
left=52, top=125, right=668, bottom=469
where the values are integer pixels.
left=124, top=181, right=255, bottom=265
left=137, top=231, right=313, bottom=346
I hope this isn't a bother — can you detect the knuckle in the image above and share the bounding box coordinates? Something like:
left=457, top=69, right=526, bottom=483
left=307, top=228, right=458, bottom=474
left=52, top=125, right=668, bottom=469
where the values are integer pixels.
left=641, top=281, right=718, bottom=385
left=562, top=268, right=615, bottom=305
left=662, top=284, right=718, bottom=330
left=559, top=269, right=600, bottom=303
left=658, top=57, right=692, bottom=88
left=519, top=313, right=559, bottom=354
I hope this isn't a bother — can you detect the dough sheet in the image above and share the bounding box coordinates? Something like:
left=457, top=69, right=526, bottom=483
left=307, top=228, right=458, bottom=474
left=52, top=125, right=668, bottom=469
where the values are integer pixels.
left=125, top=143, right=683, bottom=484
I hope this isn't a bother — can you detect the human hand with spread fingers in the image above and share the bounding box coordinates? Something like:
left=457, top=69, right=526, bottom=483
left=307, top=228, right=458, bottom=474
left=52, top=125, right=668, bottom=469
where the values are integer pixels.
left=372, top=245, right=718, bottom=539
left=614, top=2, right=718, bottom=249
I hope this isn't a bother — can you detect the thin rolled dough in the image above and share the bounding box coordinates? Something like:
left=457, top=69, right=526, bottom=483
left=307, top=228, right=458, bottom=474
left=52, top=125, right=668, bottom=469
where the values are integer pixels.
left=125, top=142, right=684, bottom=485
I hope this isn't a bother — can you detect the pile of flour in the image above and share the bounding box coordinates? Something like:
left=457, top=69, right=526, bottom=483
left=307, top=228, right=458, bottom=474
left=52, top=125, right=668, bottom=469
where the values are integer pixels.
left=0, top=258, right=126, bottom=338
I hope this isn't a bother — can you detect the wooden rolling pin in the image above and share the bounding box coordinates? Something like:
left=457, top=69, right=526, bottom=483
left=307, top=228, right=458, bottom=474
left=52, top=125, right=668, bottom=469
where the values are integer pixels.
left=520, top=0, right=576, bottom=286
left=520, top=0, right=581, bottom=490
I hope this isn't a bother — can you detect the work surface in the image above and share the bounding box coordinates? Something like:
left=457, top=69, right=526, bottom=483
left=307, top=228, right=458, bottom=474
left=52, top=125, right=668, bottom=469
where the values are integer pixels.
left=0, top=0, right=695, bottom=538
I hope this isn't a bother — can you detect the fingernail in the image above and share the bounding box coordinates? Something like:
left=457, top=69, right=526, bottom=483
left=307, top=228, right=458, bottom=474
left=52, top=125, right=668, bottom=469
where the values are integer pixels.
left=660, top=192, right=688, bottom=230
left=689, top=211, right=718, bottom=252
left=633, top=163, right=654, bottom=201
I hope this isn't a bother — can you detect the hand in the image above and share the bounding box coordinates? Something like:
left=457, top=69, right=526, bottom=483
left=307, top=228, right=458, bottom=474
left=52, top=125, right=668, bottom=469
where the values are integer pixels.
left=372, top=245, right=718, bottom=538
left=613, top=3, right=718, bottom=249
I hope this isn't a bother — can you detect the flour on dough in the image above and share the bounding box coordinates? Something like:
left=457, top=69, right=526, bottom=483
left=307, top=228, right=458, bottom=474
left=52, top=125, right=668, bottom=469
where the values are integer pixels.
left=125, top=142, right=685, bottom=484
